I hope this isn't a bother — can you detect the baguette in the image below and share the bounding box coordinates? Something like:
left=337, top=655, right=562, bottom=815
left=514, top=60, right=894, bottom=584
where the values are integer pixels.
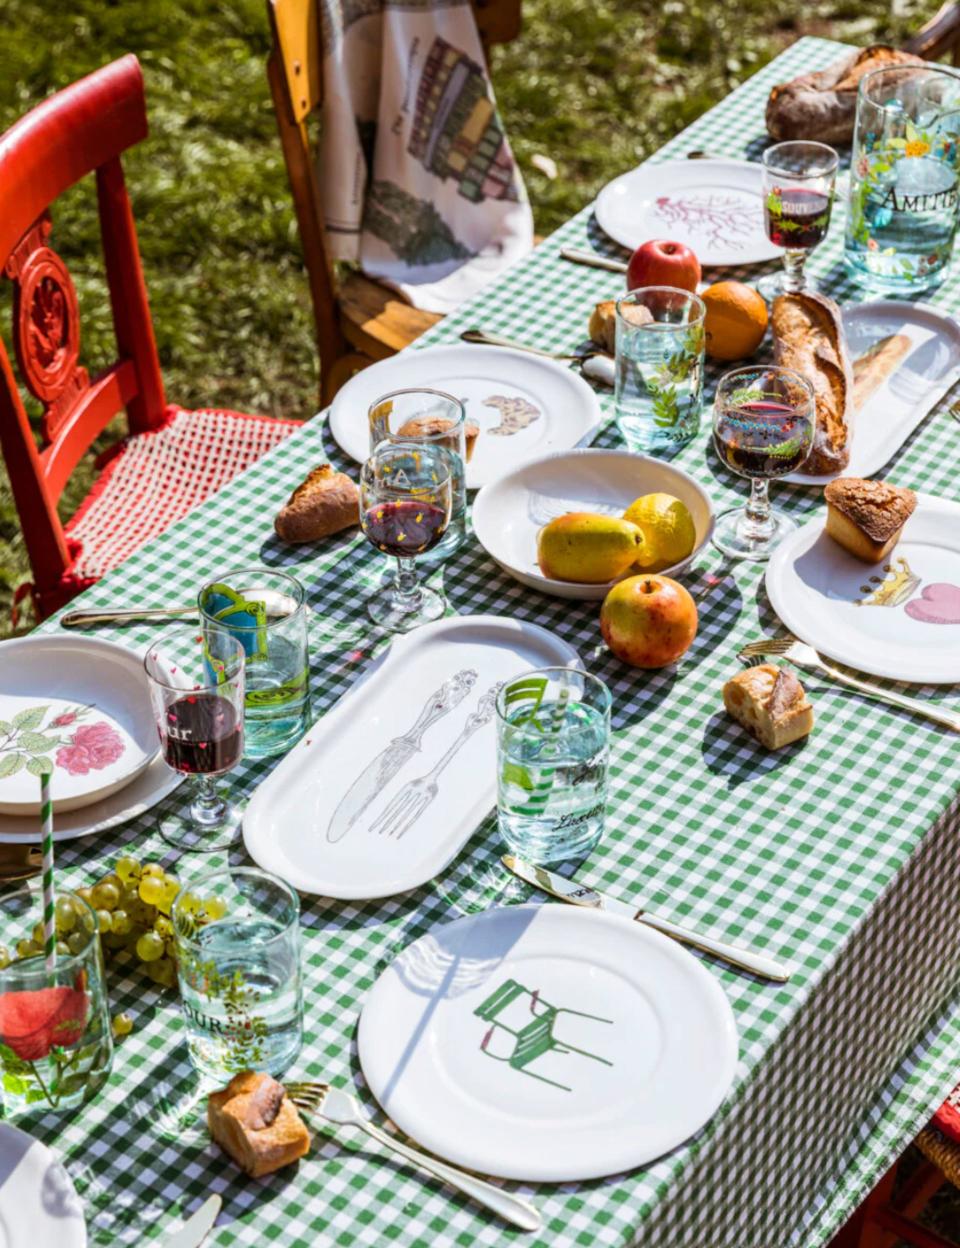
left=274, top=463, right=359, bottom=543
left=852, top=333, right=912, bottom=411
left=772, top=292, right=854, bottom=475
left=766, top=46, right=924, bottom=145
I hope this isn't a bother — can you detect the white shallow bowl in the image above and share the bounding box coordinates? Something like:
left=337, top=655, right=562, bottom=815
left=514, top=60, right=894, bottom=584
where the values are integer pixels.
left=472, top=448, right=716, bottom=600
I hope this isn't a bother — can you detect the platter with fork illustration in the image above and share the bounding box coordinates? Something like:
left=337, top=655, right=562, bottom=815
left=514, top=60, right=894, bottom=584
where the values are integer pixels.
left=242, top=615, right=581, bottom=898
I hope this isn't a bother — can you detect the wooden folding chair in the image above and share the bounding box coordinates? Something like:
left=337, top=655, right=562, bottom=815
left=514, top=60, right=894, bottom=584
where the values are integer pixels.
left=905, top=2, right=960, bottom=64
left=266, top=0, right=523, bottom=405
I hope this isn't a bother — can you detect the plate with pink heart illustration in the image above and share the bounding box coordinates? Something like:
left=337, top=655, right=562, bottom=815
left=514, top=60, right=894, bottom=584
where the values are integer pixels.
left=766, top=494, right=960, bottom=684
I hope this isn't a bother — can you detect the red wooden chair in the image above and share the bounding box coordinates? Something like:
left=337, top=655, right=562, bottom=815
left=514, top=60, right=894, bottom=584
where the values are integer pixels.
left=0, top=55, right=298, bottom=622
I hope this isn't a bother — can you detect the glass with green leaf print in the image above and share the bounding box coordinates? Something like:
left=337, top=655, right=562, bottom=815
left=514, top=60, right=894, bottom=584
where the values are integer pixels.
left=172, top=867, right=302, bottom=1082
left=845, top=64, right=960, bottom=293
left=614, top=287, right=705, bottom=454
left=496, top=668, right=611, bottom=866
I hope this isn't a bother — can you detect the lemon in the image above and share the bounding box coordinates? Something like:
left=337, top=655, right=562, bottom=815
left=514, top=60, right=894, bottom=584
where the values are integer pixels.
left=622, top=493, right=696, bottom=570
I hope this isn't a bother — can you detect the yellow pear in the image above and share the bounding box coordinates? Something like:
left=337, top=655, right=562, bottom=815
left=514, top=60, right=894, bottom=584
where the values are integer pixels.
left=537, top=513, right=644, bottom=584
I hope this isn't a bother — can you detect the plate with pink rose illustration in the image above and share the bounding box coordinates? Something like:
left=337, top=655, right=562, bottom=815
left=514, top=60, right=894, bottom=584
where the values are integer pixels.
left=0, top=636, right=158, bottom=815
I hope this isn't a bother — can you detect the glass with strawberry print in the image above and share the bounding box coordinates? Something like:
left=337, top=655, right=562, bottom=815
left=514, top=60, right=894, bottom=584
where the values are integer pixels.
left=845, top=64, right=960, bottom=293
left=359, top=441, right=452, bottom=633
left=759, top=141, right=837, bottom=301
left=143, top=627, right=245, bottom=852
left=172, top=866, right=302, bottom=1081
left=0, top=885, right=113, bottom=1114
left=712, top=365, right=816, bottom=561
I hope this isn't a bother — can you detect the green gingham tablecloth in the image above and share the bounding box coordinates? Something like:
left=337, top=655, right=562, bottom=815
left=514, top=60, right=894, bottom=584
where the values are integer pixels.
left=21, top=35, right=960, bottom=1248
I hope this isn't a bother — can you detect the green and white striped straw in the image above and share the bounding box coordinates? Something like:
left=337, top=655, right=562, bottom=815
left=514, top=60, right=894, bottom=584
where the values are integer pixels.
left=40, top=771, right=56, bottom=973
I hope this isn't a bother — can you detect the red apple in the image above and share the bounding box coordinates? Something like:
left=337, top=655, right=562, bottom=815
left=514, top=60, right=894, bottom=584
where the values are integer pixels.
left=626, top=240, right=701, bottom=294
left=600, top=574, right=697, bottom=669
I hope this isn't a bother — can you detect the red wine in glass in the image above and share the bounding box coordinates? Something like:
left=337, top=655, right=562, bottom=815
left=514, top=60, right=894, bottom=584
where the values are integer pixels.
left=765, top=187, right=832, bottom=250
left=162, top=693, right=243, bottom=775
left=362, top=499, right=449, bottom=558
left=714, top=401, right=814, bottom=479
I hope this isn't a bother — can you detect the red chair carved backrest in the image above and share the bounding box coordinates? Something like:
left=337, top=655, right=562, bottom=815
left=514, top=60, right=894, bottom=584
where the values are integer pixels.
left=0, top=55, right=167, bottom=601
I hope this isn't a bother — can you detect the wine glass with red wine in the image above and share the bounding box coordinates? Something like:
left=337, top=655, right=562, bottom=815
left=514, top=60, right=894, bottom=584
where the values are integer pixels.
left=143, top=627, right=246, bottom=851
left=712, top=365, right=816, bottom=560
left=360, top=442, right=453, bottom=632
left=759, top=140, right=838, bottom=301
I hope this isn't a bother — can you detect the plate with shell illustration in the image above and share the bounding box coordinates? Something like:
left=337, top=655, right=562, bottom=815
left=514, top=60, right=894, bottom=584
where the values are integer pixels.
left=766, top=494, right=960, bottom=684
left=0, top=636, right=158, bottom=815
left=328, top=344, right=603, bottom=489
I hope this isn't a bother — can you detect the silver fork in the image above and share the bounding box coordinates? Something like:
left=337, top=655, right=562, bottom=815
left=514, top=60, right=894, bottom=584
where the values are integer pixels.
left=286, top=1082, right=541, bottom=1232
left=739, top=637, right=960, bottom=732
left=370, top=685, right=501, bottom=838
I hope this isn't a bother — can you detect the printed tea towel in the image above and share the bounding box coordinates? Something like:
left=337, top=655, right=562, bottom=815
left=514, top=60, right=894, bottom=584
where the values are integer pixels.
left=317, top=0, right=534, bottom=313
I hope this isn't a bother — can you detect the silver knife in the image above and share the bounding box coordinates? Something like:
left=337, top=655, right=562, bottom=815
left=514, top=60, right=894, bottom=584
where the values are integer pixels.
left=326, top=670, right=478, bottom=843
left=165, top=1195, right=221, bottom=1248
left=503, top=855, right=791, bottom=982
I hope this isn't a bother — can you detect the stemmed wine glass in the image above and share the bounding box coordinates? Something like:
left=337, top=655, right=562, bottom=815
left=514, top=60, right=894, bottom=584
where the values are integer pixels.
left=712, top=365, right=816, bottom=561
left=143, top=627, right=246, bottom=851
left=359, top=442, right=453, bottom=632
left=759, top=141, right=839, bottom=301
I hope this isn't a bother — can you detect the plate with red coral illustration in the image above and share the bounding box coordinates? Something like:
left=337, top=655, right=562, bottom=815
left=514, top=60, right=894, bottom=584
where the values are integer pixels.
left=594, top=159, right=781, bottom=266
left=0, top=636, right=158, bottom=815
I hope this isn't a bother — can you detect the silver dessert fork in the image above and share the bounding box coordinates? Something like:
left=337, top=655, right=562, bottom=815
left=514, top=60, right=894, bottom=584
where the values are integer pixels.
left=371, top=685, right=502, bottom=838
left=286, top=1082, right=541, bottom=1232
left=739, top=637, right=960, bottom=732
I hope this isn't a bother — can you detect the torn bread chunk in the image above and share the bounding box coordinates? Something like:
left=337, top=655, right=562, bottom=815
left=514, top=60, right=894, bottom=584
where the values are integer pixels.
left=208, top=1072, right=310, bottom=1177
left=723, top=664, right=814, bottom=751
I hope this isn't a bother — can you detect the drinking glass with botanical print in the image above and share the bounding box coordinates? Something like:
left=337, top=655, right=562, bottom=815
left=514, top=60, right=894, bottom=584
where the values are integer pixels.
left=614, top=286, right=705, bottom=454
left=760, top=140, right=838, bottom=300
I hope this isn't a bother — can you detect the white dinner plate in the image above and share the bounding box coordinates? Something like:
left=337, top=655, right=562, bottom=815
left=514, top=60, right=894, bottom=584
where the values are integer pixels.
left=594, top=159, right=780, bottom=266
left=783, top=301, right=960, bottom=486
left=0, top=637, right=158, bottom=815
left=766, top=493, right=960, bottom=684
left=358, top=904, right=738, bottom=1181
left=0, top=1122, right=86, bottom=1248
left=328, top=345, right=603, bottom=489
left=0, top=756, right=182, bottom=844
left=243, top=616, right=580, bottom=899
left=472, top=448, right=715, bottom=600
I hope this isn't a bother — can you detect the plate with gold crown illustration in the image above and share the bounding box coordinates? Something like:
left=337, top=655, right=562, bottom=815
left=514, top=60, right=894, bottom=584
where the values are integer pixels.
left=766, top=494, right=960, bottom=684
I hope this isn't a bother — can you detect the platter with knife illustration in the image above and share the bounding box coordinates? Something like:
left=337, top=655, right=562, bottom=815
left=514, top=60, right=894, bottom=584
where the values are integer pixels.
left=243, top=615, right=580, bottom=899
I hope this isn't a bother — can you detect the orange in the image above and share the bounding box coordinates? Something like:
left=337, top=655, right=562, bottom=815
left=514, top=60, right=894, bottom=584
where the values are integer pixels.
left=701, top=281, right=768, bottom=362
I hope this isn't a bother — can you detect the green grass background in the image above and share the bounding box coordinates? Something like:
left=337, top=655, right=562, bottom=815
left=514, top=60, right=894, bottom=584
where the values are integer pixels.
left=4, top=2, right=960, bottom=1238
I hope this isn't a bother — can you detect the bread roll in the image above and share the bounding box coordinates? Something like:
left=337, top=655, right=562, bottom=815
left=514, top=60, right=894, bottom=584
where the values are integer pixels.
left=772, top=292, right=854, bottom=475
left=766, top=46, right=924, bottom=144
left=274, top=464, right=358, bottom=543
left=396, top=414, right=480, bottom=461
left=208, top=1072, right=310, bottom=1177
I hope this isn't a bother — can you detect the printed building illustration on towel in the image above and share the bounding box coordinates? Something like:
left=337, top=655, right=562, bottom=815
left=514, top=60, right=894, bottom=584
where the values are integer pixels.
left=408, top=37, right=520, bottom=203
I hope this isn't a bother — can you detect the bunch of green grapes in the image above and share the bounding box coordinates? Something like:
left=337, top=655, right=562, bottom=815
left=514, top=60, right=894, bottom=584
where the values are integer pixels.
left=0, top=857, right=228, bottom=991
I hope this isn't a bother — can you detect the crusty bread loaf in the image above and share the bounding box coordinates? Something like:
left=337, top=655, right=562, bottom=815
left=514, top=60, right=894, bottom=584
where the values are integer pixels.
left=766, top=46, right=925, bottom=144
left=723, top=664, right=814, bottom=751
left=274, top=464, right=359, bottom=543
left=396, top=414, right=480, bottom=462
left=208, top=1072, right=310, bottom=1177
left=852, top=333, right=912, bottom=411
left=824, top=477, right=916, bottom=563
left=772, top=292, right=854, bottom=475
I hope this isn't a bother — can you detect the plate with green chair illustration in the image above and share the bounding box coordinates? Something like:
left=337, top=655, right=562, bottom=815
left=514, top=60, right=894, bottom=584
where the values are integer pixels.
left=358, top=903, right=738, bottom=1181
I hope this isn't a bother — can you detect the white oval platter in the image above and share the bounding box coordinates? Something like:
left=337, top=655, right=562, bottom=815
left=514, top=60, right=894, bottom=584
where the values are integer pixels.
left=243, top=615, right=581, bottom=899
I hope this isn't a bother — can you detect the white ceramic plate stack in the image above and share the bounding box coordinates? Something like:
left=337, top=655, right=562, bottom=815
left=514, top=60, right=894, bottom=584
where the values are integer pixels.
left=0, top=636, right=179, bottom=843
left=243, top=615, right=581, bottom=898
left=328, top=344, right=603, bottom=489
left=358, top=904, right=739, bottom=1181
left=472, top=448, right=715, bottom=600
left=783, top=301, right=960, bottom=486
left=766, top=494, right=960, bottom=684
left=594, top=159, right=780, bottom=266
